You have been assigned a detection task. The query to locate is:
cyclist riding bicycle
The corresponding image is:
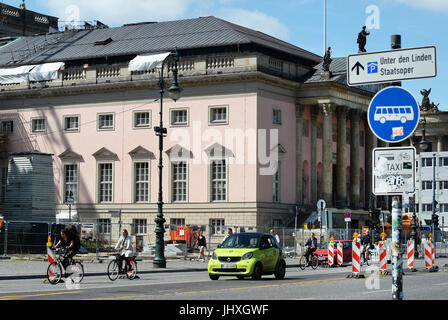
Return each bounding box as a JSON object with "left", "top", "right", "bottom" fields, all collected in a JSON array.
[
  {"left": 114, "top": 229, "right": 133, "bottom": 274},
  {"left": 304, "top": 232, "right": 318, "bottom": 265},
  {"left": 360, "top": 230, "right": 373, "bottom": 262},
  {"left": 54, "top": 227, "right": 81, "bottom": 272}
]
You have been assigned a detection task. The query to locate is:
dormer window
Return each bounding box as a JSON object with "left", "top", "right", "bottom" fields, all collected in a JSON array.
[{"left": 94, "top": 37, "right": 113, "bottom": 46}]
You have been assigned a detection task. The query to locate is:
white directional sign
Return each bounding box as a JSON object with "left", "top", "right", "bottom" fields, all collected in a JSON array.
[
  {"left": 372, "top": 147, "right": 416, "bottom": 195},
  {"left": 347, "top": 46, "right": 437, "bottom": 86}
]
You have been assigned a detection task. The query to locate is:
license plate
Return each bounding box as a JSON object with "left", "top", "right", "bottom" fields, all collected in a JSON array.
[{"left": 221, "top": 264, "right": 237, "bottom": 269}]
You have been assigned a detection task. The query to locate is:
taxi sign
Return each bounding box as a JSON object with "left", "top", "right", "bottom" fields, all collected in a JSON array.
[{"left": 368, "top": 87, "right": 420, "bottom": 144}]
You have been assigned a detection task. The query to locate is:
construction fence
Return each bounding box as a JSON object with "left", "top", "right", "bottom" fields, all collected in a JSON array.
[{"left": 0, "top": 220, "right": 447, "bottom": 259}]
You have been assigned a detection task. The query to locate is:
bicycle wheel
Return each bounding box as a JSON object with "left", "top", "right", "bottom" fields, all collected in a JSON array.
[
  {"left": 126, "top": 260, "right": 137, "bottom": 280},
  {"left": 47, "top": 262, "right": 62, "bottom": 285},
  {"left": 298, "top": 256, "right": 307, "bottom": 270},
  {"left": 71, "top": 262, "right": 84, "bottom": 283},
  {"left": 107, "top": 260, "right": 120, "bottom": 281},
  {"left": 365, "top": 253, "right": 371, "bottom": 266},
  {"left": 311, "top": 255, "right": 319, "bottom": 270}
]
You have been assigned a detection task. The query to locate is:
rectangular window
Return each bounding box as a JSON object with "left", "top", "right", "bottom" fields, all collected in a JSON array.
[
  {"left": 210, "top": 219, "right": 225, "bottom": 235},
  {"left": 273, "top": 109, "right": 282, "bottom": 125},
  {"left": 0, "top": 167, "right": 7, "bottom": 204},
  {"left": 211, "top": 160, "right": 227, "bottom": 202},
  {"left": 64, "top": 116, "right": 79, "bottom": 132},
  {"left": 98, "top": 113, "right": 114, "bottom": 130},
  {"left": 31, "top": 118, "right": 46, "bottom": 133},
  {"left": 423, "top": 204, "right": 433, "bottom": 212},
  {"left": 272, "top": 219, "right": 282, "bottom": 228},
  {"left": 98, "top": 219, "right": 111, "bottom": 234},
  {"left": 170, "top": 218, "right": 185, "bottom": 226},
  {"left": 441, "top": 204, "right": 448, "bottom": 213},
  {"left": 98, "top": 163, "right": 113, "bottom": 203},
  {"left": 171, "top": 109, "right": 188, "bottom": 126},
  {"left": 422, "top": 158, "right": 433, "bottom": 167},
  {"left": 0, "top": 120, "right": 13, "bottom": 134},
  {"left": 440, "top": 181, "right": 448, "bottom": 190},
  {"left": 134, "top": 162, "right": 149, "bottom": 203},
  {"left": 422, "top": 181, "right": 433, "bottom": 190},
  {"left": 134, "top": 111, "right": 151, "bottom": 128},
  {"left": 273, "top": 162, "right": 281, "bottom": 203},
  {"left": 133, "top": 219, "right": 147, "bottom": 235},
  {"left": 209, "top": 106, "right": 228, "bottom": 124},
  {"left": 440, "top": 157, "right": 448, "bottom": 167},
  {"left": 63, "top": 164, "right": 78, "bottom": 203},
  {"left": 172, "top": 161, "right": 187, "bottom": 202}
]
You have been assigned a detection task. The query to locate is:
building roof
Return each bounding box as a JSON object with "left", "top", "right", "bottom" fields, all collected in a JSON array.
[{"left": 0, "top": 16, "right": 321, "bottom": 67}]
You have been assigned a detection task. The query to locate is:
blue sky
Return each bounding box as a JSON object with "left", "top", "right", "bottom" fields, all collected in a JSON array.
[{"left": 3, "top": 0, "right": 447, "bottom": 109}]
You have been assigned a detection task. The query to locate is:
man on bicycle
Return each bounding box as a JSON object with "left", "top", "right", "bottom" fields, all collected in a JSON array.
[
  {"left": 304, "top": 232, "right": 318, "bottom": 264},
  {"left": 361, "top": 230, "right": 372, "bottom": 263},
  {"left": 54, "top": 227, "right": 81, "bottom": 272},
  {"left": 114, "top": 229, "right": 133, "bottom": 274}
]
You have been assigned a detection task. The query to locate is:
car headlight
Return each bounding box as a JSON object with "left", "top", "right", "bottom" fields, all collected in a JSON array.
[
  {"left": 242, "top": 252, "right": 253, "bottom": 260},
  {"left": 212, "top": 252, "right": 217, "bottom": 260}
]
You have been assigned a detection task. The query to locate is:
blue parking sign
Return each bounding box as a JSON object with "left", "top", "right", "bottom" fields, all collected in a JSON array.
[{"left": 367, "top": 86, "right": 420, "bottom": 143}]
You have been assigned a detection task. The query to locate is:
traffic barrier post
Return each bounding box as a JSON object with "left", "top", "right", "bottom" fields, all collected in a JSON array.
[
  {"left": 347, "top": 232, "right": 364, "bottom": 278},
  {"left": 337, "top": 242, "right": 343, "bottom": 266},
  {"left": 407, "top": 240, "right": 417, "bottom": 272},
  {"left": 328, "top": 237, "right": 334, "bottom": 267}
]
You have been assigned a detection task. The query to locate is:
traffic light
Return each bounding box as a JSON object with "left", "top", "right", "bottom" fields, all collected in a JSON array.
[{"left": 432, "top": 214, "right": 439, "bottom": 227}]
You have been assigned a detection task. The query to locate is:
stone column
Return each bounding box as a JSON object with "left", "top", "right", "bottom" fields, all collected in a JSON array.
[
  {"left": 350, "top": 109, "right": 361, "bottom": 209},
  {"left": 310, "top": 107, "right": 319, "bottom": 204},
  {"left": 321, "top": 103, "right": 335, "bottom": 207},
  {"left": 365, "top": 115, "right": 375, "bottom": 205},
  {"left": 336, "top": 106, "right": 347, "bottom": 208},
  {"left": 296, "top": 104, "right": 305, "bottom": 204},
  {"left": 437, "top": 136, "right": 443, "bottom": 152}
]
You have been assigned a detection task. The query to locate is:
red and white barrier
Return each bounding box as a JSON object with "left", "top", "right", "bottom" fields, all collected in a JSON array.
[
  {"left": 337, "top": 242, "right": 343, "bottom": 266},
  {"left": 352, "top": 241, "right": 361, "bottom": 275},
  {"left": 328, "top": 242, "right": 334, "bottom": 266},
  {"left": 379, "top": 242, "right": 387, "bottom": 272},
  {"left": 47, "top": 247, "right": 56, "bottom": 263},
  {"left": 425, "top": 241, "right": 433, "bottom": 269},
  {"left": 432, "top": 243, "right": 435, "bottom": 266},
  {"left": 407, "top": 240, "right": 415, "bottom": 270}
]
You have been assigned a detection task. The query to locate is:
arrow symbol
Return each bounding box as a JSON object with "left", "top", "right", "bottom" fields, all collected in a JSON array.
[{"left": 351, "top": 61, "right": 365, "bottom": 75}]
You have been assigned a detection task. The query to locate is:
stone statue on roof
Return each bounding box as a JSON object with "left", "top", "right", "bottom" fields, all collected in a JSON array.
[
  {"left": 357, "top": 26, "right": 370, "bottom": 53},
  {"left": 19, "top": 0, "right": 26, "bottom": 10},
  {"left": 322, "top": 47, "right": 332, "bottom": 72},
  {"left": 420, "top": 89, "right": 440, "bottom": 114}
]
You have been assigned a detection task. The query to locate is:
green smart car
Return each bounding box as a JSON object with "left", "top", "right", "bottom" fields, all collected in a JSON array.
[{"left": 208, "top": 232, "right": 286, "bottom": 280}]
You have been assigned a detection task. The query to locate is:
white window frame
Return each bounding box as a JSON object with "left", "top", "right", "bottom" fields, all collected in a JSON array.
[
  {"left": 133, "top": 110, "right": 152, "bottom": 129},
  {"left": 62, "top": 162, "right": 79, "bottom": 204},
  {"left": 97, "top": 112, "right": 115, "bottom": 131},
  {"left": 208, "top": 105, "right": 229, "bottom": 125},
  {"left": 31, "top": 117, "right": 47, "bottom": 133},
  {"left": 0, "top": 120, "right": 13, "bottom": 134},
  {"left": 97, "top": 161, "right": 114, "bottom": 204},
  {"left": 171, "top": 161, "right": 188, "bottom": 203},
  {"left": 273, "top": 108, "right": 282, "bottom": 125},
  {"left": 170, "top": 108, "right": 189, "bottom": 127},
  {"left": 170, "top": 218, "right": 186, "bottom": 226},
  {"left": 98, "top": 219, "right": 112, "bottom": 234},
  {"left": 422, "top": 181, "right": 433, "bottom": 190},
  {"left": 133, "top": 161, "right": 150, "bottom": 203},
  {"left": 210, "top": 218, "right": 225, "bottom": 235},
  {"left": 133, "top": 219, "right": 147, "bottom": 235},
  {"left": 209, "top": 159, "right": 228, "bottom": 202},
  {"left": 63, "top": 115, "right": 80, "bottom": 132},
  {"left": 440, "top": 181, "right": 448, "bottom": 191},
  {"left": 440, "top": 157, "right": 448, "bottom": 167}
]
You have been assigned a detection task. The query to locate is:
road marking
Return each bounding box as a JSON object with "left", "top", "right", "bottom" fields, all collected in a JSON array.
[
  {"left": 362, "top": 289, "right": 390, "bottom": 295},
  {"left": 84, "top": 277, "right": 348, "bottom": 300},
  {"left": 433, "top": 282, "right": 448, "bottom": 286},
  {"left": 0, "top": 291, "right": 81, "bottom": 300}
]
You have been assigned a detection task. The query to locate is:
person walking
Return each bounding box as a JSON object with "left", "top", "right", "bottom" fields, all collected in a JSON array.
[
  {"left": 196, "top": 230, "right": 207, "bottom": 262},
  {"left": 222, "top": 228, "right": 233, "bottom": 243},
  {"left": 270, "top": 229, "right": 280, "bottom": 246}
]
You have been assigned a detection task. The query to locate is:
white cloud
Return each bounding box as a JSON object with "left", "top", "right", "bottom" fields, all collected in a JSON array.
[
  {"left": 217, "top": 8, "right": 290, "bottom": 41},
  {"left": 395, "top": 0, "right": 448, "bottom": 13}
]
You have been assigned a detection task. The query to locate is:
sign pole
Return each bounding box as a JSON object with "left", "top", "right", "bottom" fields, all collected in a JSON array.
[{"left": 391, "top": 196, "right": 403, "bottom": 300}]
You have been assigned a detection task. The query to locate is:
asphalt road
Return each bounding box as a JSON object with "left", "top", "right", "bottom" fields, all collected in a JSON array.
[{"left": 1, "top": 265, "right": 448, "bottom": 300}]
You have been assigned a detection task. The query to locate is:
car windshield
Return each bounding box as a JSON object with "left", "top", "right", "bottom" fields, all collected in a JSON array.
[{"left": 220, "top": 233, "right": 260, "bottom": 249}]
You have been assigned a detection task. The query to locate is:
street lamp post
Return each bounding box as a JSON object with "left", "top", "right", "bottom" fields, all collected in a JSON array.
[
  {"left": 409, "top": 196, "right": 419, "bottom": 258},
  {"left": 153, "top": 50, "right": 182, "bottom": 269}
]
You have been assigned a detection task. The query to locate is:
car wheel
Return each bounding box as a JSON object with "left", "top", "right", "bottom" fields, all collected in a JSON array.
[
  {"left": 274, "top": 260, "right": 286, "bottom": 280},
  {"left": 209, "top": 275, "right": 220, "bottom": 281},
  {"left": 251, "top": 262, "right": 262, "bottom": 280}
]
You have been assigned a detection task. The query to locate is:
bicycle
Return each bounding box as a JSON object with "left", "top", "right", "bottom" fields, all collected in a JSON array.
[
  {"left": 298, "top": 250, "right": 319, "bottom": 270},
  {"left": 47, "top": 248, "right": 84, "bottom": 285},
  {"left": 107, "top": 254, "right": 138, "bottom": 281},
  {"left": 360, "top": 245, "right": 371, "bottom": 266}
]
